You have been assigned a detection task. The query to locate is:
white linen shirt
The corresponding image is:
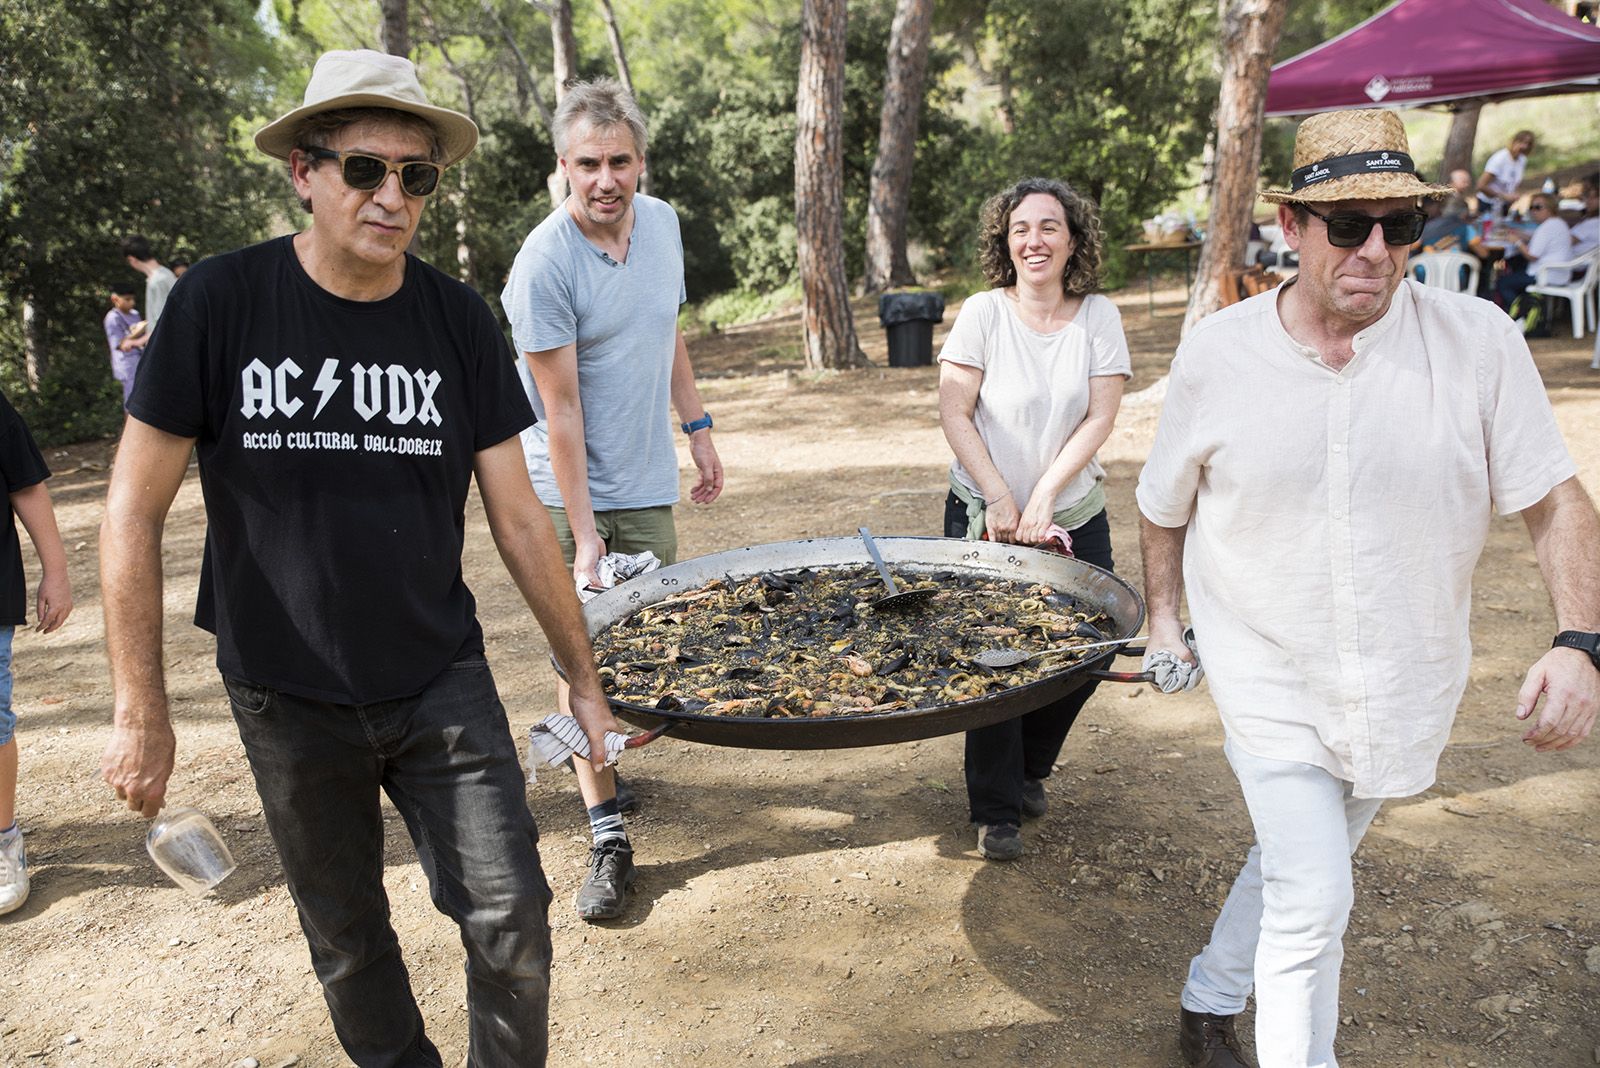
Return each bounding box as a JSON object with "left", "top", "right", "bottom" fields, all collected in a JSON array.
[{"left": 1136, "top": 280, "right": 1574, "bottom": 798}]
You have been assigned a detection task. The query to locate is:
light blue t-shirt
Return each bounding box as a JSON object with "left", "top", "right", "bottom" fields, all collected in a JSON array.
[{"left": 500, "top": 193, "right": 687, "bottom": 510}]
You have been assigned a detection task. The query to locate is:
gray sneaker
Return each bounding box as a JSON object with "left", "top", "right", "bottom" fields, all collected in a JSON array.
[
  {"left": 576, "top": 839, "right": 636, "bottom": 922},
  {"left": 976, "top": 823, "right": 1023, "bottom": 861},
  {"left": 0, "top": 828, "right": 28, "bottom": 916}
]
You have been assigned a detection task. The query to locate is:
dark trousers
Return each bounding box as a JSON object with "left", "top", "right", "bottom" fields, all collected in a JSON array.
[
  {"left": 943, "top": 495, "right": 1115, "bottom": 825},
  {"left": 225, "top": 657, "right": 553, "bottom": 1067}
]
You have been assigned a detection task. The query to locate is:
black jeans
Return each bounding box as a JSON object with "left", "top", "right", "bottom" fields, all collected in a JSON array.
[
  {"left": 226, "top": 657, "right": 553, "bottom": 1067},
  {"left": 943, "top": 495, "right": 1115, "bottom": 825}
]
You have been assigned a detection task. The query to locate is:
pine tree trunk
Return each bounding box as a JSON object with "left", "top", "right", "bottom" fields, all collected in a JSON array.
[
  {"left": 380, "top": 0, "right": 409, "bottom": 58},
  {"left": 795, "top": 0, "right": 867, "bottom": 370},
  {"left": 548, "top": 0, "right": 579, "bottom": 206},
  {"left": 1441, "top": 102, "right": 1481, "bottom": 181},
  {"left": 22, "top": 300, "right": 46, "bottom": 391},
  {"left": 551, "top": 0, "right": 578, "bottom": 101},
  {"left": 596, "top": 0, "right": 648, "bottom": 194},
  {"left": 863, "top": 0, "right": 932, "bottom": 293},
  {"left": 1181, "top": 0, "right": 1289, "bottom": 337}
]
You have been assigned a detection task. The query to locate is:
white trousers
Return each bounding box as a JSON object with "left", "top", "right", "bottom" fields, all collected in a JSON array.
[{"left": 1180, "top": 740, "right": 1385, "bottom": 1068}]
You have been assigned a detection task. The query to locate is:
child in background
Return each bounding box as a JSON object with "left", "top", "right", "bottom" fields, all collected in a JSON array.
[{"left": 0, "top": 389, "right": 73, "bottom": 915}]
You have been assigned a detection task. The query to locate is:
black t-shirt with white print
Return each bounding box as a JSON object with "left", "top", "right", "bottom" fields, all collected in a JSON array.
[{"left": 128, "top": 235, "right": 534, "bottom": 704}]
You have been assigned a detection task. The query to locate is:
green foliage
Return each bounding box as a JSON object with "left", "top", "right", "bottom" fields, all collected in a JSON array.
[
  {"left": 0, "top": 0, "right": 280, "bottom": 441},
  {"left": 684, "top": 280, "right": 802, "bottom": 332},
  {"left": 931, "top": 0, "right": 1216, "bottom": 287},
  {"left": 0, "top": 0, "right": 1264, "bottom": 438}
]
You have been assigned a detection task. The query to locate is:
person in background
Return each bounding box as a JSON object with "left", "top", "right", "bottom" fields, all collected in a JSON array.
[
  {"left": 937, "top": 176, "right": 1130, "bottom": 862},
  {"left": 0, "top": 389, "right": 73, "bottom": 916},
  {"left": 102, "top": 282, "right": 146, "bottom": 406},
  {"left": 1569, "top": 176, "right": 1598, "bottom": 260},
  {"left": 1496, "top": 192, "right": 1572, "bottom": 310},
  {"left": 500, "top": 77, "right": 723, "bottom": 923},
  {"left": 120, "top": 235, "right": 178, "bottom": 329},
  {"left": 169, "top": 259, "right": 190, "bottom": 278},
  {"left": 1476, "top": 130, "right": 1534, "bottom": 219},
  {"left": 1441, "top": 167, "right": 1478, "bottom": 220}
]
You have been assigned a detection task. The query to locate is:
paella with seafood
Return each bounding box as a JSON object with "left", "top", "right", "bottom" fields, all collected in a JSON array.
[{"left": 591, "top": 565, "right": 1116, "bottom": 719}]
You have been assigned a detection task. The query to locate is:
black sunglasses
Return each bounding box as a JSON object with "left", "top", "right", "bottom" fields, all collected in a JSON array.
[
  {"left": 304, "top": 147, "right": 443, "bottom": 198},
  {"left": 1300, "top": 204, "right": 1426, "bottom": 248}
]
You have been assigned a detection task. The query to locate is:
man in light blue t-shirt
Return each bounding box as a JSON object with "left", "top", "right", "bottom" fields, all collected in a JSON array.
[{"left": 501, "top": 77, "right": 723, "bottom": 924}]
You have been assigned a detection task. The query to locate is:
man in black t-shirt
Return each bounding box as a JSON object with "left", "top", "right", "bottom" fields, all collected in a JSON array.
[{"left": 98, "top": 50, "right": 617, "bottom": 1067}]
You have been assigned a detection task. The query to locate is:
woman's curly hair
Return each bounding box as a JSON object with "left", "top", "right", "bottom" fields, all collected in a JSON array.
[{"left": 977, "top": 177, "right": 1104, "bottom": 297}]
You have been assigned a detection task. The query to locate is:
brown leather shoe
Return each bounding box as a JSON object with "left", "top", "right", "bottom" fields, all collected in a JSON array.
[{"left": 1179, "top": 1008, "right": 1253, "bottom": 1067}]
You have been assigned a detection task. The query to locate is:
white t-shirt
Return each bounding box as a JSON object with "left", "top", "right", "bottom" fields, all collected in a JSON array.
[
  {"left": 1137, "top": 280, "right": 1573, "bottom": 799},
  {"left": 1569, "top": 216, "right": 1598, "bottom": 259},
  {"left": 1526, "top": 216, "right": 1573, "bottom": 285},
  {"left": 145, "top": 265, "right": 178, "bottom": 327},
  {"left": 938, "top": 288, "right": 1131, "bottom": 516},
  {"left": 1480, "top": 148, "right": 1526, "bottom": 213}
]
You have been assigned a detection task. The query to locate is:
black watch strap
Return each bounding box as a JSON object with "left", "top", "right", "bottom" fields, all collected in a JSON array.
[{"left": 1551, "top": 631, "right": 1600, "bottom": 671}]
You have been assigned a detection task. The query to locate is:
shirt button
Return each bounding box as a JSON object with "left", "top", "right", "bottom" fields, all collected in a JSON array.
[
  {"left": 1332, "top": 510, "right": 1344, "bottom": 519},
  {"left": 1332, "top": 444, "right": 1344, "bottom": 454}
]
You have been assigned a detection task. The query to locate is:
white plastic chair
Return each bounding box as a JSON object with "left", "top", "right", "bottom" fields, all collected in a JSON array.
[
  {"left": 1407, "top": 251, "right": 1480, "bottom": 295},
  {"left": 1526, "top": 250, "right": 1600, "bottom": 340}
]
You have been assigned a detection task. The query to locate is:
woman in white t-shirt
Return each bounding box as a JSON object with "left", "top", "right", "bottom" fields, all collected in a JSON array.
[{"left": 937, "top": 177, "right": 1131, "bottom": 861}]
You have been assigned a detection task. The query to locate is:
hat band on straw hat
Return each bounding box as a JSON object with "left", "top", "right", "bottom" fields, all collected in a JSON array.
[{"left": 1292, "top": 151, "right": 1417, "bottom": 192}]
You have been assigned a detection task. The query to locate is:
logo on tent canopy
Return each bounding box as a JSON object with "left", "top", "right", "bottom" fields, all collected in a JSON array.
[{"left": 1365, "top": 74, "right": 1434, "bottom": 102}]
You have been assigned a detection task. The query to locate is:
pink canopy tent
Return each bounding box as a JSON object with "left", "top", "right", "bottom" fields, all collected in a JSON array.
[{"left": 1265, "top": 0, "right": 1600, "bottom": 116}]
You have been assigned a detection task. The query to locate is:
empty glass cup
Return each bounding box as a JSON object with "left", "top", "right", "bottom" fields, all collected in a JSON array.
[{"left": 145, "top": 808, "right": 236, "bottom": 896}]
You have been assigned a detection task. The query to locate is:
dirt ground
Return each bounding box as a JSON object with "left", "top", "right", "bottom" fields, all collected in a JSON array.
[{"left": 3, "top": 284, "right": 1598, "bottom": 1068}]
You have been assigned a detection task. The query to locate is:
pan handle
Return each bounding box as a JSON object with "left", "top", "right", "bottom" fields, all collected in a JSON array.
[
  {"left": 1087, "top": 644, "right": 1152, "bottom": 684},
  {"left": 1088, "top": 669, "right": 1155, "bottom": 684},
  {"left": 623, "top": 721, "right": 678, "bottom": 748}
]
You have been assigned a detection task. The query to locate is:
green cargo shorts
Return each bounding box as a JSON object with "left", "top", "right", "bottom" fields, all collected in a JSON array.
[{"left": 545, "top": 504, "right": 678, "bottom": 567}]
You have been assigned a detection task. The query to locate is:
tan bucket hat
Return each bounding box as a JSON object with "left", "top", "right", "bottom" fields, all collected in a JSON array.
[
  {"left": 255, "top": 50, "right": 478, "bottom": 167},
  {"left": 1261, "top": 109, "right": 1449, "bottom": 204}
]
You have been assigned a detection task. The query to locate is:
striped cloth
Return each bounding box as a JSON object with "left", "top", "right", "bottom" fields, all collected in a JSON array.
[{"left": 527, "top": 713, "right": 631, "bottom": 783}]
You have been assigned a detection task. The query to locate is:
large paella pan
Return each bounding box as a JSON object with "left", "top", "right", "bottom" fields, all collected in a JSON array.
[{"left": 579, "top": 535, "right": 1148, "bottom": 749}]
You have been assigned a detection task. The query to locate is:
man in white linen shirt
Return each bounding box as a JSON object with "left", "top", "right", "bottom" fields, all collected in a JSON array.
[{"left": 1137, "top": 110, "right": 1600, "bottom": 1068}]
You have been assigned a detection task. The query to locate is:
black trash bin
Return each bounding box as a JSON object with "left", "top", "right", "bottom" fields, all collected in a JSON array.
[{"left": 878, "top": 290, "right": 946, "bottom": 368}]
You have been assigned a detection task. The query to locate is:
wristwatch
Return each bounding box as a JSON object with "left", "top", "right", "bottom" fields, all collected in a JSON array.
[
  {"left": 680, "top": 412, "right": 713, "bottom": 435},
  {"left": 1551, "top": 631, "right": 1600, "bottom": 671}
]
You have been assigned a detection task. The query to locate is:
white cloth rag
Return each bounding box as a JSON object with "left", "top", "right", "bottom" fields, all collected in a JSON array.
[
  {"left": 527, "top": 713, "right": 630, "bottom": 783},
  {"left": 1143, "top": 627, "right": 1204, "bottom": 694},
  {"left": 576, "top": 551, "right": 662, "bottom": 604}
]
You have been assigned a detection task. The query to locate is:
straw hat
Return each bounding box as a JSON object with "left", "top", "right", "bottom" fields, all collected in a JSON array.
[
  {"left": 1261, "top": 109, "right": 1449, "bottom": 204},
  {"left": 255, "top": 50, "right": 478, "bottom": 167}
]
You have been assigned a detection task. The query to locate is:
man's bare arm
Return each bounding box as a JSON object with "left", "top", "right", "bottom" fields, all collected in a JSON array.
[
  {"left": 10, "top": 482, "right": 72, "bottom": 633},
  {"left": 1517, "top": 476, "right": 1600, "bottom": 751},
  {"left": 524, "top": 342, "right": 604, "bottom": 586},
  {"left": 1139, "top": 514, "right": 1194, "bottom": 664},
  {"left": 475, "top": 436, "right": 618, "bottom": 767},
  {"left": 99, "top": 417, "right": 194, "bottom": 816},
  {"left": 668, "top": 328, "right": 723, "bottom": 504}
]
